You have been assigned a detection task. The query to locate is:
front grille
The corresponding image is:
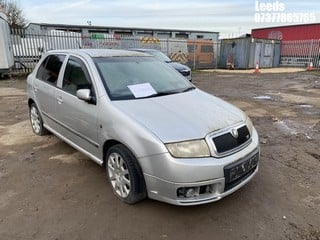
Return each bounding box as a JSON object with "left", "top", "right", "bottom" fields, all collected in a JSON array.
[{"left": 212, "top": 125, "right": 250, "bottom": 154}]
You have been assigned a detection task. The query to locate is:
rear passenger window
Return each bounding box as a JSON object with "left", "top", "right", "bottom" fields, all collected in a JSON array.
[
  {"left": 36, "top": 55, "right": 65, "bottom": 85},
  {"left": 62, "top": 58, "right": 92, "bottom": 96}
]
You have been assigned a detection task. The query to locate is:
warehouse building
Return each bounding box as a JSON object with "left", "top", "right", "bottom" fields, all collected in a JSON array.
[
  {"left": 251, "top": 23, "right": 320, "bottom": 41},
  {"left": 26, "top": 23, "right": 219, "bottom": 41}
]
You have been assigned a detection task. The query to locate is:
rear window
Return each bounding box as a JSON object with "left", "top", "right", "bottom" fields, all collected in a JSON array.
[{"left": 36, "top": 54, "right": 65, "bottom": 85}]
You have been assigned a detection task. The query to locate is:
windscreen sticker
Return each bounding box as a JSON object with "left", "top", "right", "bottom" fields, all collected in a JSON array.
[{"left": 128, "top": 83, "right": 157, "bottom": 98}]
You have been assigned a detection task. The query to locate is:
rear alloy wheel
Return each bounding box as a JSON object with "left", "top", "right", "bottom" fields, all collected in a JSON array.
[
  {"left": 106, "top": 144, "right": 146, "bottom": 204},
  {"left": 29, "top": 103, "right": 48, "bottom": 136}
]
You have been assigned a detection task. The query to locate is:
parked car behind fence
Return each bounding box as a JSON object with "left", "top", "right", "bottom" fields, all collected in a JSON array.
[{"left": 130, "top": 48, "right": 192, "bottom": 81}]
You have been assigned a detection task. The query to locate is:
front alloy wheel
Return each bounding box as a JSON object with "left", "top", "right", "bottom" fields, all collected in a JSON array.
[
  {"left": 106, "top": 144, "right": 146, "bottom": 204},
  {"left": 108, "top": 152, "right": 131, "bottom": 198}
]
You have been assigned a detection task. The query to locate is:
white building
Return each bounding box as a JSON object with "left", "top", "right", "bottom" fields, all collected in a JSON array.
[{"left": 26, "top": 23, "right": 219, "bottom": 41}]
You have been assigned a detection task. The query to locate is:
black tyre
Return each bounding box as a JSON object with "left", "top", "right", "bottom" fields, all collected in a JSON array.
[
  {"left": 106, "top": 144, "right": 146, "bottom": 204},
  {"left": 29, "top": 103, "right": 48, "bottom": 136}
]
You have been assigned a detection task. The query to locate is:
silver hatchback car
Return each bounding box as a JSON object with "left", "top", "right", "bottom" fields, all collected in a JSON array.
[{"left": 27, "top": 49, "right": 259, "bottom": 206}]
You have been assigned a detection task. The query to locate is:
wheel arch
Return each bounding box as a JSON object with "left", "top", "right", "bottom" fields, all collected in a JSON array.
[
  {"left": 28, "top": 98, "right": 35, "bottom": 107},
  {"left": 102, "top": 139, "right": 144, "bottom": 173},
  {"left": 102, "top": 139, "right": 123, "bottom": 166}
]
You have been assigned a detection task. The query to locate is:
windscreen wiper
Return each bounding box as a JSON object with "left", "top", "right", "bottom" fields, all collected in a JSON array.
[
  {"left": 137, "top": 90, "right": 181, "bottom": 99},
  {"left": 136, "top": 87, "right": 196, "bottom": 99},
  {"left": 180, "top": 86, "right": 196, "bottom": 92}
]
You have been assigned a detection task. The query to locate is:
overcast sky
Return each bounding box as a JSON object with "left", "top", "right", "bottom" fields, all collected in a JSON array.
[{"left": 19, "top": 0, "right": 320, "bottom": 38}]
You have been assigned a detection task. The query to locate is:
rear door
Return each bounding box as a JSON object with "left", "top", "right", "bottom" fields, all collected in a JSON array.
[
  {"left": 33, "top": 54, "right": 66, "bottom": 128},
  {"left": 55, "top": 55, "right": 100, "bottom": 157}
]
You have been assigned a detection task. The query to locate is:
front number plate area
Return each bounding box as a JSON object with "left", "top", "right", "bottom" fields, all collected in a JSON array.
[{"left": 224, "top": 152, "right": 259, "bottom": 184}]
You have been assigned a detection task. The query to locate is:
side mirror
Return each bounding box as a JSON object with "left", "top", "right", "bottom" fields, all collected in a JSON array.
[{"left": 76, "top": 89, "right": 91, "bottom": 102}]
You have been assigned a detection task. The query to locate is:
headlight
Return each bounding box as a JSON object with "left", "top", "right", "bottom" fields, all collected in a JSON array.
[
  {"left": 246, "top": 116, "right": 254, "bottom": 136},
  {"left": 166, "top": 139, "right": 210, "bottom": 158}
]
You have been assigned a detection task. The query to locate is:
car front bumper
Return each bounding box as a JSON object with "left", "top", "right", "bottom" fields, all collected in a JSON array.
[{"left": 139, "top": 128, "right": 259, "bottom": 206}]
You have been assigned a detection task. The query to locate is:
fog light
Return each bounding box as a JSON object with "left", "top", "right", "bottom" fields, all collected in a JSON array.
[
  {"left": 186, "top": 188, "right": 199, "bottom": 198},
  {"left": 177, "top": 187, "right": 200, "bottom": 198}
]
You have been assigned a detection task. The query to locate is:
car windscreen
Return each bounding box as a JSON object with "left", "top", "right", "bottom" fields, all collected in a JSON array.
[{"left": 94, "top": 56, "right": 193, "bottom": 100}]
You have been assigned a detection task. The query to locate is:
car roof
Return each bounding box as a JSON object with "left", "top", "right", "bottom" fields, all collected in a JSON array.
[{"left": 47, "top": 49, "right": 151, "bottom": 58}]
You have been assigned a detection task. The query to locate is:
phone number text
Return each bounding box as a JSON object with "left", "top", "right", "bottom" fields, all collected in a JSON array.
[{"left": 254, "top": 12, "right": 316, "bottom": 23}]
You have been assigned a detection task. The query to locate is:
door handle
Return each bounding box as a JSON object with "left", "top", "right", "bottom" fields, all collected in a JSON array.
[
  {"left": 34, "top": 86, "right": 38, "bottom": 92},
  {"left": 56, "top": 96, "right": 63, "bottom": 104}
]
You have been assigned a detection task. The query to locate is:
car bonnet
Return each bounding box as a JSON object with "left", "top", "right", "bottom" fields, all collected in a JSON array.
[{"left": 112, "top": 89, "right": 246, "bottom": 143}]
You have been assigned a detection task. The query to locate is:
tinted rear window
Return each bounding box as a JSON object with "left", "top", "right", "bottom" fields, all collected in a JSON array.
[{"left": 36, "top": 54, "right": 65, "bottom": 85}]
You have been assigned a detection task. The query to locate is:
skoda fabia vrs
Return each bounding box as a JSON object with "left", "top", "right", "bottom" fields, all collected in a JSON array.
[{"left": 27, "top": 49, "right": 259, "bottom": 206}]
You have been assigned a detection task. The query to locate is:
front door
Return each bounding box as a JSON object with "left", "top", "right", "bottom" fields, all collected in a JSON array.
[{"left": 55, "top": 56, "right": 100, "bottom": 157}]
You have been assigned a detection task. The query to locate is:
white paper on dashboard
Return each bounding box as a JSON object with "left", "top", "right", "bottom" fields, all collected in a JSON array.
[{"left": 128, "top": 83, "right": 157, "bottom": 98}]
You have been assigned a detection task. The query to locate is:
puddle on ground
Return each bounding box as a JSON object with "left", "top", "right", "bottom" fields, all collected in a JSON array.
[
  {"left": 274, "top": 93, "right": 320, "bottom": 107},
  {"left": 296, "top": 104, "right": 320, "bottom": 116},
  {"left": 253, "top": 95, "right": 272, "bottom": 100},
  {"left": 298, "top": 104, "right": 314, "bottom": 108},
  {"left": 274, "top": 119, "right": 317, "bottom": 139}
]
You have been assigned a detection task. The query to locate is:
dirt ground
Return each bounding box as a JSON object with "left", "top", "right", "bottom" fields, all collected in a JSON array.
[{"left": 0, "top": 71, "right": 319, "bottom": 240}]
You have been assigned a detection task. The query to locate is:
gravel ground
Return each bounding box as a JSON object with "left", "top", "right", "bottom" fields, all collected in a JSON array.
[{"left": 0, "top": 71, "right": 319, "bottom": 240}]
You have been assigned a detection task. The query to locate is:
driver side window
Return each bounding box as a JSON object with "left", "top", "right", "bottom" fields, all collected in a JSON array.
[{"left": 62, "top": 58, "right": 92, "bottom": 96}]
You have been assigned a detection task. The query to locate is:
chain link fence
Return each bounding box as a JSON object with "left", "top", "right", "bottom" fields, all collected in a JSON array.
[
  {"left": 11, "top": 27, "right": 320, "bottom": 74},
  {"left": 9, "top": 28, "right": 220, "bottom": 74}
]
